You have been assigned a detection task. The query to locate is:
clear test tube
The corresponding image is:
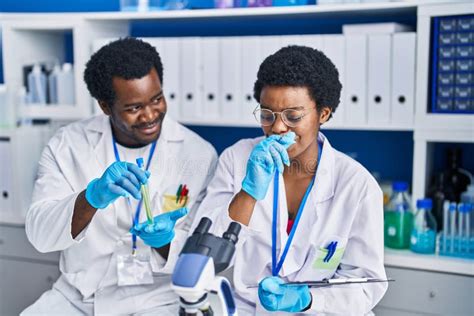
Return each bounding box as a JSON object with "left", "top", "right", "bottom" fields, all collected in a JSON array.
[
  {"left": 467, "top": 204, "right": 472, "bottom": 255},
  {"left": 449, "top": 202, "right": 457, "bottom": 254},
  {"left": 458, "top": 203, "right": 464, "bottom": 253},
  {"left": 442, "top": 201, "right": 450, "bottom": 253}
]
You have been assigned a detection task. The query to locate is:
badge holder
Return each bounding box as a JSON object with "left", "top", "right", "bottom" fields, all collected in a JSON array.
[{"left": 117, "top": 246, "right": 154, "bottom": 286}]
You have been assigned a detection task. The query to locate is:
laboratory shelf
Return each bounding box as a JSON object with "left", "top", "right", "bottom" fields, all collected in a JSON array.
[
  {"left": 180, "top": 118, "right": 259, "bottom": 128},
  {"left": 19, "top": 105, "right": 86, "bottom": 121},
  {"left": 82, "top": 2, "right": 417, "bottom": 21},
  {"left": 181, "top": 118, "right": 415, "bottom": 131},
  {"left": 414, "top": 128, "right": 474, "bottom": 144},
  {"left": 384, "top": 248, "right": 474, "bottom": 276}
]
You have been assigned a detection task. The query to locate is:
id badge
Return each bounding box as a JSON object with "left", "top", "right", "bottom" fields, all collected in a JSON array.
[{"left": 117, "top": 248, "right": 154, "bottom": 286}]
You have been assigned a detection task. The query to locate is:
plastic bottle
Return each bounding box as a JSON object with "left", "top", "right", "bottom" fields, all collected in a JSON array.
[
  {"left": 57, "top": 63, "right": 75, "bottom": 105},
  {"left": 410, "top": 198, "right": 437, "bottom": 254},
  {"left": 48, "top": 64, "right": 60, "bottom": 105},
  {"left": 461, "top": 185, "right": 474, "bottom": 204},
  {"left": 27, "top": 64, "right": 47, "bottom": 104},
  {"left": 384, "top": 181, "right": 413, "bottom": 249},
  {"left": 461, "top": 185, "right": 474, "bottom": 239}
]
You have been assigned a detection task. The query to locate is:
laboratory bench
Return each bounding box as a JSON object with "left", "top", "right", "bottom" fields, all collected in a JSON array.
[
  {"left": 0, "top": 223, "right": 60, "bottom": 316},
  {"left": 1, "top": 221, "right": 473, "bottom": 315}
]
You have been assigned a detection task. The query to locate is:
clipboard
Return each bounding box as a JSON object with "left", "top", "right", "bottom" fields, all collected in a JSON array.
[{"left": 247, "top": 278, "right": 394, "bottom": 289}]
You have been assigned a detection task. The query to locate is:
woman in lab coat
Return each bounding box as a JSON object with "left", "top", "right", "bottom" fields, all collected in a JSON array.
[{"left": 195, "top": 46, "right": 387, "bottom": 315}]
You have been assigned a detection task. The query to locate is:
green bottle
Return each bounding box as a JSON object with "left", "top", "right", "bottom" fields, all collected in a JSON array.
[{"left": 384, "top": 181, "right": 413, "bottom": 249}]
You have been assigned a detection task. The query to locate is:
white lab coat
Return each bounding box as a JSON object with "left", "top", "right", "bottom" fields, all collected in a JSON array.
[
  {"left": 24, "top": 114, "right": 217, "bottom": 315},
  {"left": 194, "top": 132, "right": 387, "bottom": 315}
]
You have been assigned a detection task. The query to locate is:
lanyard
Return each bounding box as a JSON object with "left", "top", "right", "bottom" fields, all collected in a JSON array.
[
  {"left": 112, "top": 135, "right": 157, "bottom": 252},
  {"left": 271, "top": 142, "right": 322, "bottom": 276}
]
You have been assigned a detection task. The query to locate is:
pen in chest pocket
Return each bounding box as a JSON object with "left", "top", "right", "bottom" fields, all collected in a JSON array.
[{"left": 175, "top": 184, "right": 189, "bottom": 204}]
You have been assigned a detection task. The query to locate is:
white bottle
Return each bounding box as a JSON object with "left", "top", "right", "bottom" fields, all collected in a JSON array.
[
  {"left": 48, "top": 64, "right": 61, "bottom": 105},
  {"left": 57, "top": 63, "right": 75, "bottom": 105},
  {"left": 461, "top": 185, "right": 474, "bottom": 235},
  {"left": 27, "top": 64, "right": 47, "bottom": 104},
  {"left": 461, "top": 185, "right": 474, "bottom": 204}
]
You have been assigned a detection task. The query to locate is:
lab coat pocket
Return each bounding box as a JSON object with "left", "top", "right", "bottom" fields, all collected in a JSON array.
[
  {"left": 161, "top": 184, "right": 191, "bottom": 213},
  {"left": 312, "top": 236, "right": 347, "bottom": 271}
]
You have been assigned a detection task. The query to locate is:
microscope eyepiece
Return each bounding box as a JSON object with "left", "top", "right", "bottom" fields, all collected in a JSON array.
[
  {"left": 223, "top": 221, "right": 241, "bottom": 244},
  {"left": 194, "top": 217, "right": 212, "bottom": 235}
]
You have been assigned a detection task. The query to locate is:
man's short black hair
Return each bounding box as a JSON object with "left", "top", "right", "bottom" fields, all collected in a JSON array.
[
  {"left": 253, "top": 45, "right": 342, "bottom": 119},
  {"left": 84, "top": 37, "right": 163, "bottom": 106}
]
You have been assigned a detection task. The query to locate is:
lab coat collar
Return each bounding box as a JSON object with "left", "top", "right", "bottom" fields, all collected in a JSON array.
[
  {"left": 312, "top": 131, "right": 335, "bottom": 204},
  {"left": 83, "top": 114, "right": 185, "bottom": 180}
]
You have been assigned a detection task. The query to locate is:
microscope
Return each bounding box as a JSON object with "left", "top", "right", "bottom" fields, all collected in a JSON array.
[{"left": 171, "top": 217, "right": 241, "bottom": 316}]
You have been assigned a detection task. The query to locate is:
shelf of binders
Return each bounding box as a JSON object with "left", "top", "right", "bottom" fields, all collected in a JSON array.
[
  {"left": 90, "top": 31, "right": 418, "bottom": 130},
  {"left": 415, "top": 2, "right": 474, "bottom": 131},
  {"left": 384, "top": 248, "right": 474, "bottom": 276}
]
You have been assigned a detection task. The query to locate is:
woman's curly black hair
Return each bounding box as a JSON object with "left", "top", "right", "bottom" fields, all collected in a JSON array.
[
  {"left": 84, "top": 37, "right": 163, "bottom": 107},
  {"left": 253, "top": 45, "right": 342, "bottom": 119}
]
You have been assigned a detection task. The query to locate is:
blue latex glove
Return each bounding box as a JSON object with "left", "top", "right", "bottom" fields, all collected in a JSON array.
[
  {"left": 258, "top": 276, "right": 312, "bottom": 313},
  {"left": 85, "top": 161, "right": 150, "bottom": 209},
  {"left": 130, "top": 208, "right": 188, "bottom": 248},
  {"left": 242, "top": 132, "right": 296, "bottom": 200}
]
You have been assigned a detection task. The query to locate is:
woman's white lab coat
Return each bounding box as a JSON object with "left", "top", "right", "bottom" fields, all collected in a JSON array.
[
  {"left": 25, "top": 115, "right": 217, "bottom": 314},
  {"left": 194, "top": 132, "right": 387, "bottom": 315}
]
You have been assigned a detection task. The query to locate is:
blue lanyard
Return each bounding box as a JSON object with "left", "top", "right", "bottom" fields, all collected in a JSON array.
[
  {"left": 112, "top": 135, "right": 157, "bottom": 252},
  {"left": 271, "top": 142, "right": 322, "bottom": 276}
]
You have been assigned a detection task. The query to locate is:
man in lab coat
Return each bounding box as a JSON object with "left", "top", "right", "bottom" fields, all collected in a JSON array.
[
  {"left": 22, "top": 38, "right": 217, "bottom": 315},
  {"left": 194, "top": 46, "right": 387, "bottom": 315}
]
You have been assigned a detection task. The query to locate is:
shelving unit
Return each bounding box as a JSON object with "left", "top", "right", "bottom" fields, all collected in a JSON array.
[
  {"left": 415, "top": 2, "right": 474, "bottom": 132},
  {"left": 411, "top": 2, "right": 474, "bottom": 202}
]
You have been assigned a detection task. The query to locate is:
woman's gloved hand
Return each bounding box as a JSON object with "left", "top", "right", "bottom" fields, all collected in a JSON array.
[
  {"left": 241, "top": 132, "right": 296, "bottom": 200},
  {"left": 130, "top": 208, "right": 188, "bottom": 248},
  {"left": 258, "top": 276, "right": 312, "bottom": 313},
  {"left": 85, "top": 161, "right": 150, "bottom": 209}
]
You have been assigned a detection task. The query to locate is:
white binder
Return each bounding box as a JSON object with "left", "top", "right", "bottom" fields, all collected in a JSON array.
[
  {"left": 322, "top": 34, "right": 346, "bottom": 126},
  {"left": 200, "top": 37, "right": 220, "bottom": 120},
  {"left": 391, "top": 32, "right": 416, "bottom": 126},
  {"left": 219, "top": 37, "right": 242, "bottom": 121},
  {"left": 240, "top": 36, "right": 261, "bottom": 123},
  {"left": 180, "top": 37, "right": 202, "bottom": 120},
  {"left": 368, "top": 34, "right": 392, "bottom": 125},
  {"left": 147, "top": 37, "right": 181, "bottom": 119},
  {"left": 344, "top": 35, "right": 368, "bottom": 125},
  {"left": 299, "top": 34, "right": 324, "bottom": 51},
  {"left": 91, "top": 38, "right": 117, "bottom": 53},
  {"left": 279, "top": 34, "right": 303, "bottom": 48},
  {"left": 259, "top": 35, "right": 282, "bottom": 65},
  {"left": 0, "top": 139, "right": 13, "bottom": 215}
]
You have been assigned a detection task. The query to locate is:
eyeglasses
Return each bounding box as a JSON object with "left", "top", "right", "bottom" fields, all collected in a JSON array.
[{"left": 253, "top": 105, "right": 316, "bottom": 127}]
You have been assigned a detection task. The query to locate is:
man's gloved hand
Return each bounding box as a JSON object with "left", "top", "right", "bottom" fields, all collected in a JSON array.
[
  {"left": 258, "top": 276, "right": 312, "bottom": 313},
  {"left": 85, "top": 161, "right": 150, "bottom": 209},
  {"left": 130, "top": 208, "right": 188, "bottom": 248},
  {"left": 241, "top": 132, "right": 296, "bottom": 200}
]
